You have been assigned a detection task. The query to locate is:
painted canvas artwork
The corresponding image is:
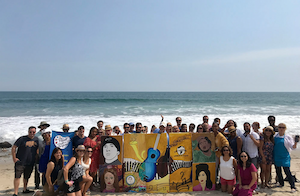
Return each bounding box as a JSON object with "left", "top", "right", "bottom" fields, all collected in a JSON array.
[
  {"left": 169, "top": 133, "right": 193, "bottom": 192},
  {"left": 192, "top": 162, "right": 216, "bottom": 191},
  {"left": 123, "top": 133, "right": 169, "bottom": 193},
  {"left": 99, "top": 165, "right": 123, "bottom": 193},
  {"left": 99, "top": 135, "right": 123, "bottom": 166},
  {"left": 192, "top": 132, "right": 216, "bottom": 163}
]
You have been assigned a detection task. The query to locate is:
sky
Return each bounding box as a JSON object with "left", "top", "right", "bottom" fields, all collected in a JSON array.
[{"left": 0, "top": 1, "right": 300, "bottom": 92}]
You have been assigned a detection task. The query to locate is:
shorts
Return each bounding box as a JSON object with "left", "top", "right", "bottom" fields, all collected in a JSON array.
[
  {"left": 220, "top": 177, "right": 236, "bottom": 186},
  {"left": 251, "top": 157, "right": 259, "bottom": 169},
  {"left": 15, "top": 161, "right": 34, "bottom": 179}
]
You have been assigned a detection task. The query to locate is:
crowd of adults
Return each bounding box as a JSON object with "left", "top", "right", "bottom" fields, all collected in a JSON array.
[{"left": 11, "top": 115, "right": 298, "bottom": 196}]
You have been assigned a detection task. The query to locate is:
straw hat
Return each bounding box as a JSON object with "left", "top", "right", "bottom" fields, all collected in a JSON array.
[
  {"left": 105, "top": 125, "right": 112, "bottom": 131},
  {"left": 263, "top": 126, "right": 275, "bottom": 134},
  {"left": 228, "top": 126, "right": 236, "bottom": 133},
  {"left": 61, "top": 124, "right": 70, "bottom": 130},
  {"left": 38, "top": 121, "right": 50, "bottom": 128},
  {"left": 75, "top": 145, "right": 85, "bottom": 152}
]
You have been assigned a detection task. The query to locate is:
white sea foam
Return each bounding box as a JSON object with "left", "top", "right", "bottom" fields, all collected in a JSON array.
[{"left": 1, "top": 114, "right": 300, "bottom": 144}]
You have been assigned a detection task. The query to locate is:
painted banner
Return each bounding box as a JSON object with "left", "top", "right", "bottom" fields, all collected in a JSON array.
[
  {"left": 50, "top": 131, "right": 74, "bottom": 165},
  {"left": 192, "top": 132, "right": 216, "bottom": 163},
  {"left": 99, "top": 165, "right": 123, "bottom": 193},
  {"left": 169, "top": 133, "right": 193, "bottom": 192},
  {"left": 192, "top": 162, "right": 216, "bottom": 191},
  {"left": 99, "top": 135, "right": 123, "bottom": 192},
  {"left": 123, "top": 133, "right": 169, "bottom": 193},
  {"left": 192, "top": 132, "right": 216, "bottom": 191}
]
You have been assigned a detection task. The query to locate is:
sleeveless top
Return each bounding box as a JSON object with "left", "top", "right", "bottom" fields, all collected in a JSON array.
[
  {"left": 228, "top": 136, "right": 238, "bottom": 159},
  {"left": 274, "top": 136, "right": 290, "bottom": 167},
  {"left": 50, "top": 161, "right": 63, "bottom": 184},
  {"left": 80, "top": 157, "right": 91, "bottom": 176},
  {"left": 69, "top": 160, "right": 84, "bottom": 182},
  {"left": 220, "top": 156, "right": 235, "bottom": 180}
]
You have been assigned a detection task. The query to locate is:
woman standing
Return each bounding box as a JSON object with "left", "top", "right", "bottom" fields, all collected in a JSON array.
[
  {"left": 259, "top": 126, "right": 274, "bottom": 188},
  {"left": 80, "top": 146, "right": 93, "bottom": 196},
  {"left": 233, "top": 151, "right": 257, "bottom": 196},
  {"left": 63, "top": 145, "right": 85, "bottom": 196},
  {"left": 83, "top": 127, "right": 101, "bottom": 178},
  {"left": 273, "top": 123, "right": 298, "bottom": 193},
  {"left": 219, "top": 146, "right": 237, "bottom": 194}
]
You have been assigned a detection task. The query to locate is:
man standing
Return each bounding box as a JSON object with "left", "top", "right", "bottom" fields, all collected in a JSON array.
[
  {"left": 240, "top": 122, "right": 260, "bottom": 168},
  {"left": 203, "top": 115, "right": 212, "bottom": 129},
  {"left": 175, "top": 117, "right": 182, "bottom": 130},
  {"left": 105, "top": 125, "right": 113, "bottom": 136},
  {"left": 268, "top": 115, "right": 278, "bottom": 132},
  {"left": 113, "top": 126, "right": 122, "bottom": 135},
  {"left": 34, "top": 121, "right": 50, "bottom": 189},
  {"left": 123, "top": 123, "right": 130, "bottom": 134},
  {"left": 135, "top": 122, "right": 143, "bottom": 133},
  {"left": 72, "top": 125, "right": 87, "bottom": 149},
  {"left": 62, "top": 124, "right": 70, "bottom": 132},
  {"left": 12, "top": 126, "right": 39, "bottom": 196},
  {"left": 129, "top": 122, "right": 135, "bottom": 133},
  {"left": 97, "top": 120, "right": 104, "bottom": 135}
]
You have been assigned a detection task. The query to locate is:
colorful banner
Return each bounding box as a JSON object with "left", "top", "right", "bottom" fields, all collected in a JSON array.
[
  {"left": 50, "top": 131, "right": 74, "bottom": 165},
  {"left": 192, "top": 132, "right": 216, "bottom": 163},
  {"left": 169, "top": 133, "right": 193, "bottom": 192},
  {"left": 123, "top": 133, "right": 169, "bottom": 193},
  {"left": 99, "top": 165, "right": 123, "bottom": 193},
  {"left": 192, "top": 162, "right": 216, "bottom": 191}
]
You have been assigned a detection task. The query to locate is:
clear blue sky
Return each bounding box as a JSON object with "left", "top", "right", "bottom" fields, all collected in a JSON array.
[{"left": 1, "top": 1, "right": 300, "bottom": 91}]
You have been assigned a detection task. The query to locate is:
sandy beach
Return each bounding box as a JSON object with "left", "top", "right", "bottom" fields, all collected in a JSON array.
[{"left": 1, "top": 149, "right": 300, "bottom": 196}]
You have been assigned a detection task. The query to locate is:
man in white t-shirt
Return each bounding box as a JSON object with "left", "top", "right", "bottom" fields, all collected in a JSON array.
[{"left": 240, "top": 122, "right": 260, "bottom": 168}]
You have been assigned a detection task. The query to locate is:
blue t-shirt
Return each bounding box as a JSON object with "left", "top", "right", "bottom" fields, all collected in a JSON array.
[{"left": 72, "top": 136, "right": 87, "bottom": 149}]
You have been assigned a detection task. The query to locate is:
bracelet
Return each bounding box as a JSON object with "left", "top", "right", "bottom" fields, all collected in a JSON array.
[{"left": 65, "top": 180, "right": 69, "bottom": 183}]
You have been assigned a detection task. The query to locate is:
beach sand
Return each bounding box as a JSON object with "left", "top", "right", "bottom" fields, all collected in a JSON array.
[{"left": 1, "top": 149, "right": 300, "bottom": 196}]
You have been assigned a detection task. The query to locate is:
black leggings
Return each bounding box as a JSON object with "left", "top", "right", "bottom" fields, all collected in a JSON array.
[{"left": 275, "top": 166, "right": 295, "bottom": 189}]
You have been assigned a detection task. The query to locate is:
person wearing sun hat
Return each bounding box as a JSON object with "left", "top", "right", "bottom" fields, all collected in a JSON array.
[
  {"left": 63, "top": 145, "right": 85, "bottom": 194},
  {"left": 62, "top": 124, "right": 70, "bottom": 132},
  {"left": 227, "top": 126, "right": 243, "bottom": 159},
  {"left": 34, "top": 121, "right": 50, "bottom": 190},
  {"left": 105, "top": 125, "right": 113, "bottom": 136}
]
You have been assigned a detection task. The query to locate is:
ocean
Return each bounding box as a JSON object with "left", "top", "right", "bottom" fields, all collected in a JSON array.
[{"left": 0, "top": 92, "right": 300, "bottom": 143}]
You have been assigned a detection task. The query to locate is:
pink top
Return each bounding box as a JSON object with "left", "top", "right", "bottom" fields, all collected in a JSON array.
[
  {"left": 238, "top": 163, "right": 257, "bottom": 189},
  {"left": 193, "top": 183, "right": 215, "bottom": 191}
]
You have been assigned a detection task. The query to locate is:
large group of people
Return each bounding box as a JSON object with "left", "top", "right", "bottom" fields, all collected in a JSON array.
[{"left": 11, "top": 115, "right": 298, "bottom": 196}]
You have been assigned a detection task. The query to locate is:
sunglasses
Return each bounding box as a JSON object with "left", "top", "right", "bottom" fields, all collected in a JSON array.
[
  {"left": 198, "top": 128, "right": 203, "bottom": 129},
  {"left": 223, "top": 149, "right": 229, "bottom": 152},
  {"left": 240, "top": 155, "right": 247, "bottom": 158},
  {"left": 78, "top": 150, "right": 85, "bottom": 152},
  {"left": 167, "top": 125, "right": 172, "bottom": 126},
  {"left": 63, "top": 129, "right": 69, "bottom": 131},
  {"left": 278, "top": 127, "right": 286, "bottom": 129},
  {"left": 88, "top": 151, "right": 93, "bottom": 153},
  {"left": 125, "top": 127, "right": 130, "bottom": 128}
]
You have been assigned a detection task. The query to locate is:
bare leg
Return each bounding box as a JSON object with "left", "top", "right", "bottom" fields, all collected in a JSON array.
[
  {"left": 221, "top": 184, "right": 227, "bottom": 192},
  {"left": 14, "top": 178, "right": 20, "bottom": 195},
  {"left": 227, "top": 185, "right": 234, "bottom": 194},
  {"left": 265, "top": 164, "right": 272, "bottom": 187},
  {"left": 260, "top": 163, "right": 266, "bottom": 188},
  {"left": 82, "top": 176, "right": 93, "bottom": 195},
  {"left": 23, "top": 178, "right": 28, "bottom": 191}
]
